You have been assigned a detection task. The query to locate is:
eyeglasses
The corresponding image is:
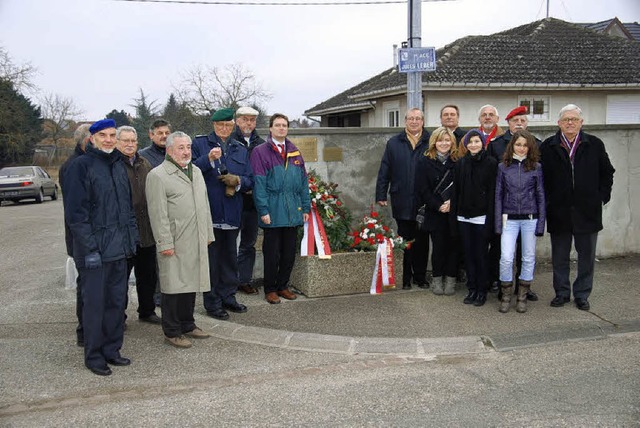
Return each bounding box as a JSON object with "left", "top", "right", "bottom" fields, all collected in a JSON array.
[
  {"left": 214, "top": 122, "right": 235, "bottom": 128},
  {"left": 560, "top": 117, "right": 582, "bottom": 124},
  {"left": 118, "top": 139, "right": 138, "bottom": 145}
]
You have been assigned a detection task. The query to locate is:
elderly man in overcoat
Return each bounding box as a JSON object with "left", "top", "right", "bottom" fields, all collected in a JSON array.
[
  {"left": 146, "top": 131, "right": 214, "bottom": 349},
  {"left": 375, "top": 108, "right": 431, "bottom": 290},
  {"left": 540, "top": 104, "right": 615, "bottom": 311}
]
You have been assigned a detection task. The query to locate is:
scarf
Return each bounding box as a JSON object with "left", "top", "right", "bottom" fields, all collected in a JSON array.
[
  {"left": 561, "top": 132, "right": 581, "bottom": 164},
  {"left": 406, "top": 130, "right": 422, "bottom": 149},
  {"left": 166, "top": 154, "right": 193, "bottom": 181},
  {"left": 436, "top": 152, "right": 449, "bottom": 164},
  {"left": 512, "top": 154, "right": 526, "bottom": 162}
]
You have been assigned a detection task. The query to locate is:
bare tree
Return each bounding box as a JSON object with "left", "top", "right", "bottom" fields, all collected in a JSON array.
[
  {"left": 40, "top": 93, "right": 83, "bottom": 161},
  {"left": 0, "top": 45, "right": 38, "bottom": 93},
  {"left": 174, "top": 63, "right": 271, "bottom": 115}
]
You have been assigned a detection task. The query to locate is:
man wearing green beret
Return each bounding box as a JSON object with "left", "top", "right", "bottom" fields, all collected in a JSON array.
[{"left": 192, "top": 108, "right": 254, "bottom": 320}]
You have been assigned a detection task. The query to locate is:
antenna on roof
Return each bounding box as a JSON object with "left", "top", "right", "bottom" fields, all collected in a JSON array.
[{"left": 546, "top": 0, "right": 550, "bottom": 18}]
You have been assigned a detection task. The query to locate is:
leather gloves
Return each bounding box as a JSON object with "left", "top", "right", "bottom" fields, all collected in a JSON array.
[
  {"left": 218, "top": 174, "right": 240, "bottom": 197},
  {"left": 84, "top": 252, "right": 102, "bottom": 270},
  {"left": 218, "top": 174, "right": 240, "bottom": 187}
]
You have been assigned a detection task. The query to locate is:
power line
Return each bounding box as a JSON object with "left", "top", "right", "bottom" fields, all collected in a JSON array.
[{"left": 113, "top": 0, "right": 453, "bottom": 6}]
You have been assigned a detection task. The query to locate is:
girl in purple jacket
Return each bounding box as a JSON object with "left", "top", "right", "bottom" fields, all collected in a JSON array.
[{"left": 495, "top": 130, "right": 545, "bottom": 313}]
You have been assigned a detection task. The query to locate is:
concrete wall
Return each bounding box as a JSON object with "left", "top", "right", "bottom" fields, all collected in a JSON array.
[{"left": 284, "top": 125, "right": 640, "bottom": 258}]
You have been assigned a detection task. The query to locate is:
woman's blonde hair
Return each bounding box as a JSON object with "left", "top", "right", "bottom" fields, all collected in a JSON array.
[{"left": 425, "top": 126, "right": 459, "bottom": 160}]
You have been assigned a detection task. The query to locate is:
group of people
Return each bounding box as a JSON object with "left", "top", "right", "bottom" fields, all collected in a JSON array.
[
  {"left": 60, "top": 100, "right": 614, "bottom": 376},
  {"left": 376, "top": 103, "right": 615, "bottom": 314},
  {"left": 61, "top": 109, "right": 309, "bottom": 376}
]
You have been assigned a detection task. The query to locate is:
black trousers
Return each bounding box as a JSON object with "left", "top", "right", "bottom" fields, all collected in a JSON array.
[
  {"left": 430, "top": 227, "right": 458, "bottom": 278},
  {"left": 75, "top": 270, "right": 84, "bottom": 343},
  {"left": 262, "top": 227, "right": 298, "bottom": 294},
  {"left": 126, "top": 244, "right": 158, "bottom": 318},
  {"left": 203, "top": 228, "right": 240, "bottom": 312},
  {"left": 397, "top": 219, "right": 429, "bottom": 285},
  {"left": 459, "top": 222, "right": 489, "bottom": 294},
  {"left": 77, "top": 259, "right": 127, "bottom": 369},
  {"left": 238, "top": 208, "right": 259, "bottom": 284},
  {"left": 161, "top": 292, "right": 196, "bottom": 338},
  {"left": 550, "top": 232, "right": 598, "bottom": 300},
  {"left": 488, "top": 233, "right": 501, "bottom": 285}
]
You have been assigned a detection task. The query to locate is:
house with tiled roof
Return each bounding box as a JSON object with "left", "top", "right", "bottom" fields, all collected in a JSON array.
[
  {"left": 579, "top": 17, "right": 640, "bottom": 42},
  {"left": 304, "top": 17, "right": 640, "bottom": 127}
]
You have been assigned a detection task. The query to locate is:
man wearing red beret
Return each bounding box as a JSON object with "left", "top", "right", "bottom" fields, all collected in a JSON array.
[{"left": 488, "top": 106, "right": 541, "bottom": 162}]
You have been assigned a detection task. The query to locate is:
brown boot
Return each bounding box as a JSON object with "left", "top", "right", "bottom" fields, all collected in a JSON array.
[
  {"left": 516, "top": 280, "right": 531, "bottom": 313},
  {"left": 499, "top": 281, "right": 513, "bottom": 313}
]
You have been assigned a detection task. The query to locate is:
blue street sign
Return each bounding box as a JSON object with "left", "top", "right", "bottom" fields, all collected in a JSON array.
[{"left": 398, "top": 47, "right": 436, "bottom": 73}]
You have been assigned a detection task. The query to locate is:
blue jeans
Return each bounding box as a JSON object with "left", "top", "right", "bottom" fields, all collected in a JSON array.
[{"left": 499, "top": 219, "right": 537, "bottom": 282}]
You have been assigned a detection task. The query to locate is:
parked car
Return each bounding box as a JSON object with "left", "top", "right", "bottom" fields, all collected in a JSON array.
[{"left": 0, "top": 166, "right": 58, "bottom": 204}]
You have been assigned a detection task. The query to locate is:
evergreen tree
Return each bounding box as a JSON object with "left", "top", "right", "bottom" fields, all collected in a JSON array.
[
  {"left": 130, "top": 89, "right": 158, "bottom": 149},
  {"left": 106, "top": 109, "right": 131, "bottom": 127},
  {"left": 0, "top": 78, "right": 42, "bottom": 167}
]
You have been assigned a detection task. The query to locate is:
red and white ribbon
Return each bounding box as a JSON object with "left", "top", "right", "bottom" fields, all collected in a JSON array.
[
  {"left": 301, "top": 203, "right": 332, "bottom": 259},
  {"left": 370, "top": 238, "right": 396, "bottom": 294}
]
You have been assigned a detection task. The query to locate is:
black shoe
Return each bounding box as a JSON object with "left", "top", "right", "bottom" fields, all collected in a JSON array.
[
  {"left": 488, "top": 281, "right": 499, "bottom": 294},
  {"left": 207, "top": 308, "right": 230, "bottom": 320},
  {"left": 223, "top": 302, "right": 248, "bottom": 313},
  {"left": 550, "top": 296, "right": 570, "bottom": 307},
  {"left": 473, "top": 293, "right": 487, "bottom": 307},
  {"left": 88, "top": 365, "right": 112, "bottom": 376},
  {"left": 463, "top": 291, "right": 477, "bottom": 305},
  {"left": 107, "top": 356, "right": 131, "bottom": 366},
  {"left": 575, "top": 298, "right": 590, "bottom": 311},
  {"left": 526, "top": 290, "right": 539, "bottom": 301},
  {"left": 139, "top": 313, "right": 162, "bottom": 324},
  {"left": 415, "top": 281, "right": 430, "bottom": 289},
  {"left": 402, "top": 283, "right": 412, "bottom": 290}
]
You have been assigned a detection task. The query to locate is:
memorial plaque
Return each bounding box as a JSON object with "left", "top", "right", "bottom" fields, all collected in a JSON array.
[
  {"left": 323, "top": 147, "right": 343, "bottom": 162},
  {"left": 289, "top": 137, "right": 317, "bottom": 162}
]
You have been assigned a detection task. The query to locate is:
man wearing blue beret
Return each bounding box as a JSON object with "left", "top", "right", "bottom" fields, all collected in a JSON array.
[
  {"left": 192, "top": 108, "right": 254, "bottom": 320},
  {"left": 63, "top": 119, "right": 139, "bottom": 376}
]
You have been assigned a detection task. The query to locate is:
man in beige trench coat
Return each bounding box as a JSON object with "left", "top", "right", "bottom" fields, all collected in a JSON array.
[{"left": 146, "top": 131, "right": 215, "bottom": 348}]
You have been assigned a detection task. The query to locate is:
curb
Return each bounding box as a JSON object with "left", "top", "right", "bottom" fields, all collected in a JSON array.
[{"left": 199, "top": 318, "right": 640, "bottom": 357}]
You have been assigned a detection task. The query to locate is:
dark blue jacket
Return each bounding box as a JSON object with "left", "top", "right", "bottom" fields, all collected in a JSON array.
[
  {"left": 60, "top": 142, "right": 85, "bottom": 257},
  {"left": 63, "top": 145, "right": 139, "bottom": 267},
  {"left": 375, "top": 129, "right": 430, "bottom": 221},
  {"left": 192, "top": 132, "right": 253, "bottom": 227},
  {"left": 139, "top": 143, "right": 166, "bottom": 168},
  {"left": 232, "top": 126, "right": 265, "bottom": 211},
  {"left": 494, "top": 160, "right": 546, "bottom": 235}
]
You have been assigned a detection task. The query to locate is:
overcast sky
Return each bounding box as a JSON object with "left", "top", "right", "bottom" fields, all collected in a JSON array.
[{"left": 0, "top": 0, "right": 638, "bottom": 122}]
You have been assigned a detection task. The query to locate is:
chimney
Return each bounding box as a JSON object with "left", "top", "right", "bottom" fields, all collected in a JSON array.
[{"left": 393, "top": 44, "right": 398, "bottom": 67}]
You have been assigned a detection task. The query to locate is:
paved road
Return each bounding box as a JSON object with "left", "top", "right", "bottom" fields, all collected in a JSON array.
[{"left": 1, "top": 199, "right": 638, "bottom": 426}]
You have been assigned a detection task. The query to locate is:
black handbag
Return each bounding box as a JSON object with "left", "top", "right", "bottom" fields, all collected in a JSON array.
[{"left": 433, "top": 170, "right": 452, "bottom": 201}]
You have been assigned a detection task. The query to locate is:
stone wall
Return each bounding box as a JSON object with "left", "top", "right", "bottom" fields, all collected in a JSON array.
[{"left": 279, "top": 125, "right": 640, "bottom": 258}]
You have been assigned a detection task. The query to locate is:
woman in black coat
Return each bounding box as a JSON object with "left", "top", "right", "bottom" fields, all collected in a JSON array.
[
  {"left": 450, "top": 130, "right": 497, "bottom": 306},
  {"left": 414, "top": 127, "right": 459, "bottom": 296}
]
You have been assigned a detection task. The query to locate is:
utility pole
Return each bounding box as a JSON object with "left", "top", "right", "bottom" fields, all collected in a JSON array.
[{"left": 406, "top": 0, "right": 423, "bottom": 110}]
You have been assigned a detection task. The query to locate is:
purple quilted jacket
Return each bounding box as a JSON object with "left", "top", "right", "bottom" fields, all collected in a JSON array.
[{"left": 495, "top": 160, "right": 546, "bottom": 235}]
